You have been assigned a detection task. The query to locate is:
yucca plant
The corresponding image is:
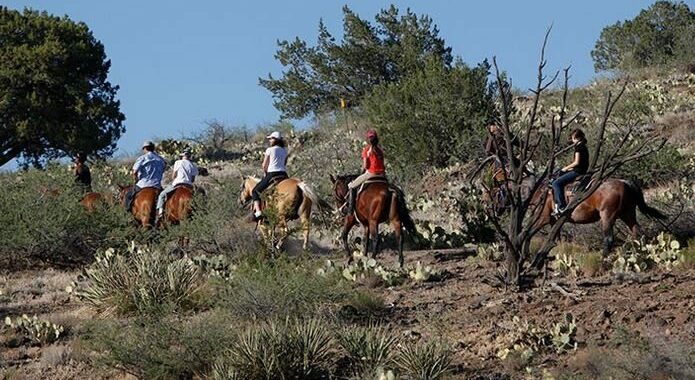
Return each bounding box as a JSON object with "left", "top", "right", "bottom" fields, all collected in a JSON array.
[
  {"left": 395, "top": 341, "right": 454, "bottom": 380},
  {"left": 338, "top": 324, "right": 399, "bottom": 377},
  {"left": 214, "top": 318, "right": 334, "bottom": 380},
  {"left": 73, "top": 243, "right": 205, "bottom": 316}
]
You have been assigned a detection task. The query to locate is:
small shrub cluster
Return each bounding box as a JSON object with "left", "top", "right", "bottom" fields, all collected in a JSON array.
[
  {"left": 212, "top": 318, "right": 334, "bottom": 380},
  {"left": 612, "top": 232, "right": 683, "bottom": 273},
  {"left": 496, "top": 313, "right": 578, "bottom": 364},
  {"left": 71, "top": 243, "right": 207, "bottom": 316},
  {"left": 4, "top": 314, "right": 64, "bottom": 345}
]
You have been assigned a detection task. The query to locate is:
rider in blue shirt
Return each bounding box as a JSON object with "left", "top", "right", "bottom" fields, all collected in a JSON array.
[{"left": 125, "top": 141, "right": 166, "bottom": 211}]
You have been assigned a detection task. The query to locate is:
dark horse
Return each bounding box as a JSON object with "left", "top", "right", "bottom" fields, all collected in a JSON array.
[
  {"left": 330, "top": 174, "right": 416, "bottom": 268},
  {"left": 530, "top": 178, "right": 666, "bottom": 254}
]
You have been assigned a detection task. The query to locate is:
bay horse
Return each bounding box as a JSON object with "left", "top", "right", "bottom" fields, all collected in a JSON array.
[
  {"left": 239, "top": 176, "right": 324, "bottom": 250},
  {"left": 527, "top": 177, "right": 666, "bottom": 254},
  {"left": 118, "top": 185, "right": 160, "bottom": 228},
  {"left": 330, "top": 174, "right": 416, "bottom": 268}
]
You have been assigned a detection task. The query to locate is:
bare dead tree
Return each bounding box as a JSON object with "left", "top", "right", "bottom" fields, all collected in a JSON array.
[{"left": 480, "top": 29, "right": 666, "bottom": 288}]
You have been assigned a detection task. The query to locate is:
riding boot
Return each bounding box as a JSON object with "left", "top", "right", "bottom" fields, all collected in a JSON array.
[{"left": 346, "top": 188, "right": 357, "bottom": 215}]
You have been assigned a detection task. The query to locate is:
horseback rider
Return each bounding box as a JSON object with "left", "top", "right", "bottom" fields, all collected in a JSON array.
[
  {"left": 251, "top": 131, "right": 288, "bottom": 220},
  {"left": 155, "top": 149, "right": 198, "bottom": 224},
  {"left": 73, "top": 152, "right": 92, "bottom": 192},
  {"left": 552, "top": 128, "right": 590, "bottom": 216},
  {"left": 343, "top": 129, "right": 386, "bottom": 215},
  {"left": 125, "top": 140, "right": 166, "bottom": 211},
  {"left": 484, "top": 123, "right": 521, "bottom": 172}
]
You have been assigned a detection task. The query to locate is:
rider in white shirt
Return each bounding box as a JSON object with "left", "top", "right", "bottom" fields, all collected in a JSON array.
[
  {"left": 251, "top": 131, "right": 288, "bottom": 220},
  {"left": 156, "top": 149, "right": 198, "bottom": 223}
]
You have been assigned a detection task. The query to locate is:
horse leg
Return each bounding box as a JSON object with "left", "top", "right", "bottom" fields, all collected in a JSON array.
[
  {"left": 300, "top": 204, "right": 311, "bottom": 251},
  {"left": 392, "top": 219, "right": 404, "bottom": 268},
  {"left": 620, "top": 207, "right": 641, "bottom": 240},
  {"left": 600, "top": 210, "right": 616, "bottom": 256},
  {"left": 341, "top": 215, "right": 357, "bottom": 263},
  {"left": 362, "top": 224, "right": 370, "bottom": 258},
  {"left": 275, "top": 217, "right": 288, "bottom": 251},
  {"left": 369, "top": 220, "right": 379, "bottom": 260}
]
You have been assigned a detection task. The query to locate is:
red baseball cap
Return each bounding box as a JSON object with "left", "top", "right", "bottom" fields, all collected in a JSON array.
[{"left": 367, "top": 130, "right": 377, "bottom": 139}]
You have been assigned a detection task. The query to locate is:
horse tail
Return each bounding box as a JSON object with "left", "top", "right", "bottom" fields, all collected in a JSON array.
[
  {"left": 393, "top": 187, "right": 417, "bottom": 235},
  {"left": 625, "top": 180, "right": 667, "bottom": 220},
  {"left": 297, "top": 182, "right": 332, "bottom": 213}
]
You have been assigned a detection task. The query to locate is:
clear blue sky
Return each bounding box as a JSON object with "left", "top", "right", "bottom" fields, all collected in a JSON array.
[{"left": 4, "top": 0, "right": 679, "bottom": 159}]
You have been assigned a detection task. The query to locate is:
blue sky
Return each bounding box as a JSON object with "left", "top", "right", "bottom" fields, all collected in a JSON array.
[{"left": 4, "top": 0, "right": 679, "bottom": 161}]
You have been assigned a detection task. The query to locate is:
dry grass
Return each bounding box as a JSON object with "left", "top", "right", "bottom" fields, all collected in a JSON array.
[{"left": 40, "top": 344, "right": 73, "bottom": 368}]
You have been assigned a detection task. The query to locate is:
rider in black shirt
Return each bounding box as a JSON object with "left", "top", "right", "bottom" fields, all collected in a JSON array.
[{"left": 552, "top": 129, "right": 589, "bottom": 216}]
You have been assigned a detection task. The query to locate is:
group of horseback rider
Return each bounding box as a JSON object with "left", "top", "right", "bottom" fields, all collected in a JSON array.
[
  {"left": 483, "top": 123, "right": 590, "bottom": 216},
  {"left": 74, "top": 140, "right": 199, "bottom": 224},
  {"left": 74, "top": 122, "right": 586, "bottom": 222}
]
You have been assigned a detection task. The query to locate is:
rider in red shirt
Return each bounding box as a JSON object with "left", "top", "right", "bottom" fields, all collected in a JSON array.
[{"left": 343, "top": 130, "right": 386, "bottom": 215}]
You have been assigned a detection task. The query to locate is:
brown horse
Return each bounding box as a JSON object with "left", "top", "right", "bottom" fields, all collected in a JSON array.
[
  {"left": 118, "top": 185, "right": 160, "bottom": 228},
  {"left": 160, "top": 185, "right": 195, "bottom": 226},
  {"left": 528, "top": 178, "right": 666, "bottom": 254},
  {"left": 330, "top": 174, "right": 416, "bottom": 268},
  {"left": 239, "top": 176, "right": 324, "bottom": 250},
  {"left": 79, "top": 192, "right": 106, "bottom": 211}
]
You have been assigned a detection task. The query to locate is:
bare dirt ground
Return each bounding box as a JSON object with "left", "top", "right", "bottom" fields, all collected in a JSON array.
[{"left": 3, "top": 246, "right": 694, "bottom": 379}]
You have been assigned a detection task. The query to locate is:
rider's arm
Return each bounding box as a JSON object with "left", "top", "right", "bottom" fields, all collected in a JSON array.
[
  {"left": 362, "top": 156, "right": 369, "bottom": 172},
  {"left": 562, "top": 152, "right": 580, "bottom": 172},
  {"left": 262, "top": 154, "right": 270, "bottom": 174}
]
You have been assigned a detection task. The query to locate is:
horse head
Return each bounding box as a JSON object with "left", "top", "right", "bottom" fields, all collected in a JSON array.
[
  {"left": 117, "top": 184, "right": 132, "bottom": 203},
  {"left": 238, "top": 176, "right": 255, "bottom": 206},
  {"left": 330, "top": 174, "right": 358, "bottom": 208}
]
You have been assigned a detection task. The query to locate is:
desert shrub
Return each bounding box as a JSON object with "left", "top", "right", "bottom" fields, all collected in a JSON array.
[
  {"left": 217, "top": 256, "right": 348, "bottom": 320},
  {"left": 211, "top": 318, "right": 334, "bottom": 380},
  {"left": 577, "top": 251, "right": 605, "bottom": 277},
  {"left": 340, "top": 256, "right": 408, "bottom": 288},
  {"left": 80, "top": 311, "right": 235, "bottom": 380},
  {"left": 72, "top": 243, "right": 208, "bottom": 316},
  {"left": 394, "top": 341, "right": 454, "bottom": 380},
  {"left": 680, "top": 238, "right": 695, "bottom": 270},
  {"left": 560, "top": 329, "right": 695, "bottom": 380},
  {"left": 0, "top": 166, "right": 133, "bottom": 268},
  {"left": 340, "top": 290, "right": 388, "bottom": 323},
  {"left": 158, "top": 177, "right": 259, "bottom": 256},
  {"left": 616, "top": 143, "right": 687, "bottom": 186},
  {"left": 337, "top": 324, "right": 399, "bottom": 378}
]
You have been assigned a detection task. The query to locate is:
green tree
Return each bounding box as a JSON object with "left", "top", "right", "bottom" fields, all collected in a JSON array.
[
  {"left": 591, "top": 1, "right": 695, "bottom": 71},
  {"left": 259, "top": 5, "right": 452, "bottom": 119},
  {"left": 363, "top": 58, "right": 495, "bottom": 175},
  {"left": 0, "top": 7, "right": 125, "bottom": 167}
]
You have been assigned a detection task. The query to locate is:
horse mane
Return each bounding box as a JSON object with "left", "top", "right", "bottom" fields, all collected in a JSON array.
[{"left": 336, "top": 174, "right": 359, "bottom": 183}]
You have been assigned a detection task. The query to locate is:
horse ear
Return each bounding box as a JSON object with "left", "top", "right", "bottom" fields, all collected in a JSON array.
[{"left": 329, "top": 174, "right": 336, "bottom": 184}]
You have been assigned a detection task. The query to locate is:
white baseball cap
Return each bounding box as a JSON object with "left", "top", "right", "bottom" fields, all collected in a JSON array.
[{"left": 266, "top": 131, "right": 282, "bottom": 140}]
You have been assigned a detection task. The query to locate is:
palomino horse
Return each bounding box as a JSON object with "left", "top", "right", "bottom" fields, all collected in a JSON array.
[
  {"left": 525, "top": 178, "right": 666, "bottom": 254},
  {"left": 118, "top": 185, "right": 160, "bottom": 228},
  {"left": 239, "top": 176, "right": 323, "bottom": 250},
  {"left": 330, "top": 174, "right": 416, "bottom": 268}
]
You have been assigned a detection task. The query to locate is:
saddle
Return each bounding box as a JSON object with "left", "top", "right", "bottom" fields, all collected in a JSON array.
[
  {"left": 548, "top": 174, "right": 593, "bottom": 203},
  {"left": 357, "top": 176, "right": 389, "bottom": 196}
]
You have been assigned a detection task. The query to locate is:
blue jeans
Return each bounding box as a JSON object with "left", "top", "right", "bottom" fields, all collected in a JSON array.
[
  {"left": 252, "top": 171, "right": 287, "bottom": 202},
  {"left": 552, "top": 171, "right": 579, "bottom": 209},
  {"left": 157, "top": 185, "right": 177, "bottom": 212}
]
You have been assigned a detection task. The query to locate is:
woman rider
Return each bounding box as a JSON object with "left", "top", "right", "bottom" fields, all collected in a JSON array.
[
  {"left": 344, "top": 129, "right": 385, "bottom": 215},
  {"left": 251, "top": 131, "right": 288, "bottom": 220},
  {"left": 552, "top": 128, "right": 589, "bottom": 216}
]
